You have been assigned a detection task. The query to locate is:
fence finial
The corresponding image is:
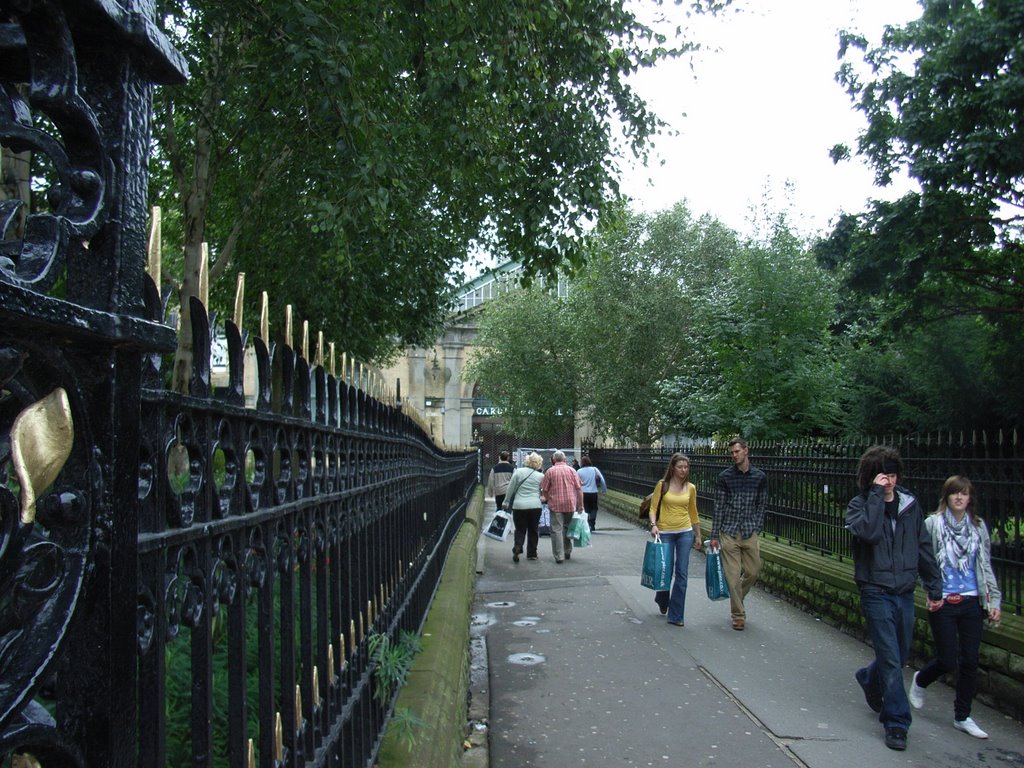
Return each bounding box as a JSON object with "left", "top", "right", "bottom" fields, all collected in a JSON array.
[
  {"left": 260, "top": 292, "right": 269, "bottom": 342},
  {"left": 329, "top": 342, "right": 336, "bottom": 377},
  {"left": 285, "top": 305, "right": 293, "bottom": 350},
  {"left": 199, "top": 242, "right": 209, "bottom": 308},
  {"left": 233, "top": 272, "right": 245, "bottom": 329},
  {"left": 317, "top": 331, "right": 324, "bottom": 368},
  {"left": 302, "top": 320, "right": 309, "bottom": 361},
  {"left": 147, "top": 206, "right": 161, "bottom": 285}
]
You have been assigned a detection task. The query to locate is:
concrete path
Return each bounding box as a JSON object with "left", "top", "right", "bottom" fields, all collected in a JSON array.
[{"left": 471, "top": 501, "right": 1024, "bottom": 768}]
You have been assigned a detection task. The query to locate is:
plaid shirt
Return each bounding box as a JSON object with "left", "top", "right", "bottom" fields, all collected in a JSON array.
[
  {"left": 541, "top": 462, "right": 583, "bottom": 513},
  {"left": 711, "top": 463, "right": 768, "bottom": 539}
]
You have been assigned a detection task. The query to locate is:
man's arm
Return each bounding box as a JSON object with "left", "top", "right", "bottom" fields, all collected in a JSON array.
[
  {"left": 845, "top": 486, "right": 886, "bottom": 543},
  {"left": 917, "top": 512, "right": 944, "bottom": 601},
  {"left": 710, "top": 473, "right": 727, "bottom": 541}
]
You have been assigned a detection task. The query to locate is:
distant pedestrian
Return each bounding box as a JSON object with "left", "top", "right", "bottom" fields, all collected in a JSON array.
[
  {"left": 709, "top": 437, "right": 767, "bottom": 631},
  {"left": 503, "top": 452, "right": 545, "bottom": 563},
  {"left": 846, "top": 445, "right": 943, "bottom": 752},
  {"left": 486, "top": 451, "right": 515, "bottom": 510},
  {"left": 648, "top": 453, "right": 703, "bottom": 626},
  {"left": 540, "top": 450, "right": 584, "bottom": 563},
  {"left": 576, "top": 455, "right": 607, "bottom": 531},
  {"left": 908, "top": 475, "right": 1001, "bottom": 739}
]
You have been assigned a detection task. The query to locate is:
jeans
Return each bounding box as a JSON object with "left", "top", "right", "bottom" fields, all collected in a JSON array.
[
  {"left": 858, "top": 587, "right": 915, "bottom": 730},
  {"left": 658, "top": 530, "right": 695, "bottom": 623},
  {"left": 511, "top": 508, "right": 542, "bottom": 558},
  {"left": 917, "top": 596, "right": 984, "bottom": 721}
]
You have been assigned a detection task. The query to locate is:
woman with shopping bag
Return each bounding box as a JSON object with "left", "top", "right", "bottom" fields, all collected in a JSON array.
[
  {"left": 503, "top": 452, "right": 545, "bottom": 562},
  {"left": 647, "top": 453, "right": 703, "bottom": 626}
]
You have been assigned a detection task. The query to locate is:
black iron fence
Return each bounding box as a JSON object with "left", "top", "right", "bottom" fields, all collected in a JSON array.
[
  {"left": 0, "top": 4, "right": 477, "bottom": 767},
  {"left": 590, "top": 434, "right": 1024, "bottom": 615}
]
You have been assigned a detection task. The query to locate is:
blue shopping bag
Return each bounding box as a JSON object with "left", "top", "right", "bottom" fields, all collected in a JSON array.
[
  {"left": 704, "top": 541, "right": 730, "bottom": 601},
  {"left": 641, "top": 535, "right": 673, "bottom": 591}
]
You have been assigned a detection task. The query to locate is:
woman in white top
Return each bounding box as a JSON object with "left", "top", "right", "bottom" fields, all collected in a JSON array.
[{"left": 908, "top": 475, "right": 1001, "bottom": 739}]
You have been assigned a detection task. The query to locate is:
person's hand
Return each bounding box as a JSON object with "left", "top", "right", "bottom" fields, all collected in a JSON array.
[
  {"left": 693, "top": 538, "right": 703, "bottom": 551},
  {"left": 926, "top": 598, "right": 944, "bottom": 612},
  {"left": 989, "top": 607, "right": 1002, "bottom": 623},
  {"left": 650, "top": 523, "right": 659, "bottom": 537},
  {"left": 708, "top": 538, "right": 719, "bottom": 551}
]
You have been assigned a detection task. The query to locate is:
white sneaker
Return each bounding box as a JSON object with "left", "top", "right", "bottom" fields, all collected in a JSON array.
[
  {"left": 908, "top": 671, "right": 925, "bottom": 710},
  {"left": 953, "top": 717, "right": 989, "bottom": 739}
]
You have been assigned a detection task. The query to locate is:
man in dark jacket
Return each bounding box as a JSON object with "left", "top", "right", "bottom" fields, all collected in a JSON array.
[
  {"left": 486, "top": 451, "right": 515, "bottom": 510},
  {"left": 846, "top": 445, "right": 943, "bottom": 753}
]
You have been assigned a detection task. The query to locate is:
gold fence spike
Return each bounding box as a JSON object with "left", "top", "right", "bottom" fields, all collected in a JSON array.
[
  {"left": 350, "top": 620, "right": 357, "bottom": 655},
  {"left": 274, "top": 712, "right": 284, "bottom": 763},
  {"left": 329, "top": 342, "right": 336, "bottom": 377},
  {"left": 328, "top": 643, "right": 336, "bottom": 683},
  {"left": 340, "top": 632, "right": 347, "bottom": 670},
  {"left": 233, "top": 272, "right": 245, "bottom": 329},
  {"left": 313, "top": 665, "right": 321, "bottom": 704},
  {"left": 147, "top": 205, "right": 161, "bottom": 285},
  {"left": 260, "top": 292, "right": 269, "bottom": 343},
  {"left": 367, "top": 599, "right": 374, "bottom": 628},
  {"left": 317, "top": 331, "right": 324, "bottom": 368},
  {"left": 359, "top": 610, "right": 365, "bottom": 642},
  {"left": 295, "top": 684, "right": 303, "bottom": 729},
  {"left": 247, "top": 738, "right": 255, "bottom": 768},
  {"left": 302, "top": 320, "right": 309, "bottom": 361},
  {"left": 199, "top": 242, "right": 209, "bottom": 308},
  {"left": 285, "top": 305, "right": 293, "bottom": 350}
]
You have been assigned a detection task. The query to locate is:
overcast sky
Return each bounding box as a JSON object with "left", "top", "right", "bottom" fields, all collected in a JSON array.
[{"left": 620, "top": 0, "right": 923, "bottom": 238}]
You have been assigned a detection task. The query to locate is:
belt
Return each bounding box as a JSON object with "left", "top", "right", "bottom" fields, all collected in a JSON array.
[{"left": 944, "top": 593, "right": 977, "bottom": 604}]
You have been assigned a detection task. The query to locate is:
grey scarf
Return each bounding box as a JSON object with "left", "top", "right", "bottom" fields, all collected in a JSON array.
[{"left": 937, "top": 507, "right": 980, "bottom": 576}]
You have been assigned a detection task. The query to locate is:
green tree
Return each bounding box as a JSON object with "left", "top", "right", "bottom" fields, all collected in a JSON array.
[
  {"left": 569, "top": 202, "right": 736, "bottom": 442},
  {"left": 658, "top": 218, "right": 842, "bottom": 439},
  {"left": 822, "top": 0, "right": 1024, "bottom": 431},
  {"left": 831, "top": 0, "right": 1024, "bottom": 326},
  {"left": 151, "top": 0, "right": 732, "bottom": 386},
  {"left": 463, "top": 283, "right": 578, "bottom": 439}
]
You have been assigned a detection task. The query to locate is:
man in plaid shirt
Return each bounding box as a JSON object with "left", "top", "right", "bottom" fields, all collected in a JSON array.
[
  {"left": 709, "top": 437, "right": 768, "bottom": 631},
  {"left": 541, "top": 451, "right": 584, "bottom": 563}
]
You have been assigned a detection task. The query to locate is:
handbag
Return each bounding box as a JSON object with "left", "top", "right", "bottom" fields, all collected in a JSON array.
[
  {"left": 704, "top": 541, "right": 730, "bottom": 601},
  {"left": 483, "top": 509, "right": 512, "bottom": 541},
  {"left": 641, "top": 534, "right": 673, "bottom": 591}
]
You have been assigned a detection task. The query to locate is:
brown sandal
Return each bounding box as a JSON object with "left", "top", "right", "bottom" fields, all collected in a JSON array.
[{"left": 732, "top": 618, "right": 745, "bottom": 631}]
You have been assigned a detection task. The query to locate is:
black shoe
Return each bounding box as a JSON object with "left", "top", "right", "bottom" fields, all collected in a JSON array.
[
  {"left": 565, "top": 552, "right": 570, "bottom": 560},
  {"left": 856, "top": 671, "right": 882, "bottom": 713},
  {"left": 884, "top": 728, "right": 907, "bottom": 751},
  {"left": 512, "top": 545, "right": 522, "bottom": 563}
]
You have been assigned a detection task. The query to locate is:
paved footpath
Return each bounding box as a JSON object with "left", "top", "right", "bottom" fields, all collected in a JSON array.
[{"left": 471, "top": 501, "right": 1024, "bottom": 768}]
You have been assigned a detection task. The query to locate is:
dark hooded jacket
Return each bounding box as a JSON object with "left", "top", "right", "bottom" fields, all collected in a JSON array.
[{"left": 845, "top": 484, "right": 942, "bottom": 600}]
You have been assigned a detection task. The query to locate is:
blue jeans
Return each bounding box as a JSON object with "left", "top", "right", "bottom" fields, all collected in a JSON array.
[
  {"left": 658, "top": 530, "right": 695, "bottom": 623},
  {"left": 918, "top": 596, "right": 984, "bottom": 721},
  {"left": 857, "top": 587, "right": 915, "bottom": 730}
]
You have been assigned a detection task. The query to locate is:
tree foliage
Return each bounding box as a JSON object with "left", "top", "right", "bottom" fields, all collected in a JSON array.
[
  {"left": 831, "top": 0, "right": 1024, "bottom": 326},
  {"left": 820, "top": 0, "right": 1024, "bottom": 432},
  {"left": 658, "top": 218, "right": 842, "bottom": 439},
  {"left": 151, "top": 0, "right": 731, "bottom": 368},
  {"left": 465, "top": 204, "right": 842, "bottom": 442},
  {"left": 462, "top": 283, "right": 578, "bottom": 439}
]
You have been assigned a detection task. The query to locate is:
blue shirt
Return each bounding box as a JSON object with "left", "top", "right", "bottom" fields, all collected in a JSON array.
[{"left": 577, "top": 466, "right": 606, "bottom": 493}]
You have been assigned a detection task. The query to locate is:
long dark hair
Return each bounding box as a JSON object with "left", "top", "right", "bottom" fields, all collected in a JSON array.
[
  {"left": 935, "top": 475, "right": 980, "bottom": 527},
  {"left": 856, "top": 445, "right": 903, "bottom": 493},
  {"left": 660, "top": 453, "right": 690, "bottom": 486}
]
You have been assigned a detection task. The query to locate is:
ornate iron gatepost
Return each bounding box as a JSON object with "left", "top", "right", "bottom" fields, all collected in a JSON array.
[{"left": 0, "top": 1, "right": 186, "bottom": 766}]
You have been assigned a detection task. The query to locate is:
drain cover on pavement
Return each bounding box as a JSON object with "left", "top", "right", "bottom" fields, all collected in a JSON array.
[{"left": 508, "top": 653, "right": 545, "bottom": 666}]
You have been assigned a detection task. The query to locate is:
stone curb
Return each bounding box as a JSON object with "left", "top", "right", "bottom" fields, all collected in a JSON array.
[{"left": 375, "top": 487, "right": 484, "bottom": 767}]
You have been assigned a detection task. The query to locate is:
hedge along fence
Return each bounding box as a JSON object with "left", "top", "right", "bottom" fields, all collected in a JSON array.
[{"left": 598, "top": 488, "right": 1024, "bottom": 722}]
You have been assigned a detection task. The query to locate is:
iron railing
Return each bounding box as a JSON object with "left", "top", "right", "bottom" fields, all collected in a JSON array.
[
  {"left": 0, "top": 4, "right": 477, "bottom": 767},
  {"left": 590, "top": 434, "right": 1024, "bottom": 615}
]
